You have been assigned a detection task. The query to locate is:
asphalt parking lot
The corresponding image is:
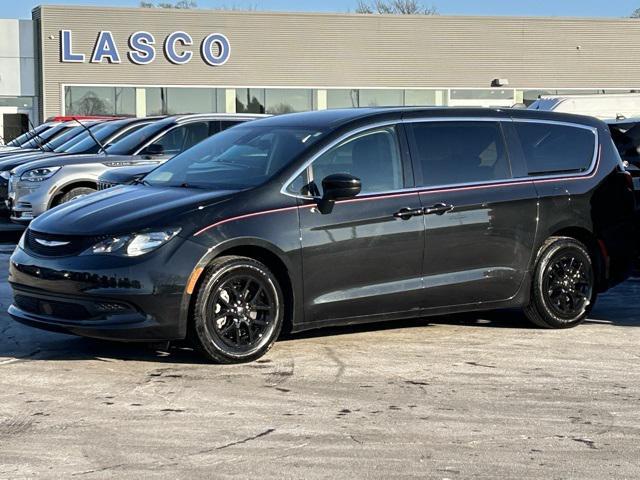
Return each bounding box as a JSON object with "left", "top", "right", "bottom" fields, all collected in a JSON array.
[{"left": 0, "top": 242, "right": 639, "bottom": 479}]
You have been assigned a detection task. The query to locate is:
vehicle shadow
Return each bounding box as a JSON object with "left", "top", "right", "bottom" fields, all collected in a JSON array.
[{"left": 1, "top": 280, "right": 638, "bottom": 365}]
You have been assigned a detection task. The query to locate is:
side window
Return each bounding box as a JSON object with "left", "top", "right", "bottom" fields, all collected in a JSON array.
[
  {"left": 306, "top": 126, "right": 404, "bottom": 196},
  {"left": 514, "top": 122, "right": 596, "bottom": 176},
  {"left": 143, "top": 125, "right": 189, "bottom": 156},
  {"left": 220, "top": 120, "right": 242, "bottom": 131},
  {"left": 181, "top": 122, "right": 210, "bottom": 151},
  {"left": 407, "top": 121, "right": 511, "bottom": 187}
]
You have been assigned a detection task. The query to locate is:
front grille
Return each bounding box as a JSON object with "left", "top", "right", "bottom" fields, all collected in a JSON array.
[
  {"left": 98, "top": 181, "right": 116, "bottom": 190},
  {"left": 14, "top": 294, "right": 92, "bottom": 320},
  {"left": 25, "top": 229, "right": 104, "bottom": 257}
]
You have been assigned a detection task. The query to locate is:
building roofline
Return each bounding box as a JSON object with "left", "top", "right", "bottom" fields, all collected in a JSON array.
[{"left": 30, "top": 4, "right": 640, "bottom": 23}]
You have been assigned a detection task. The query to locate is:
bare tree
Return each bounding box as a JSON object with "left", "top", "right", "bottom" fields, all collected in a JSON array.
[
  {"left": 356, "top": 0, "right": 438, "bottom": 15},
  {"left": 631, "top": 8, "right": 640, "bottom": 18},
  {"left": 140, "top": 0, "right": 198, "bottom": 8}
]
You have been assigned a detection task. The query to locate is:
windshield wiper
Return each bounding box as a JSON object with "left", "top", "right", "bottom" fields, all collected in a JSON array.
[
  {"left": 27, "top": 119, "right": 45, "bottom": 152},
  {"left": 73, "top": 118, "right": 107, "bottom": 155},
  {"left": 132, "top": 177, "right": 151, "bottom": 186}
]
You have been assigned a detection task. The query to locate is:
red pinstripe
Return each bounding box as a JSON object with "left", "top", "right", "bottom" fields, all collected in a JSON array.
[{"left": 193, "top": 147, "right": 601, "bottom": 237}]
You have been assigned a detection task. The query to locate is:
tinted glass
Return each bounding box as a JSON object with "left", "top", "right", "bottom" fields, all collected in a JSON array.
[
  {"left": 7, "top": 124, "right": 50, "bottom": 147},
  {"left": 265, "top": 89, "right": 313, "bottom": 114},
  {"left": 514, "top": 122, "right": 595, "bottom": 175},
  {"left": 64, "top": 86, "right": 135, "bottom": 116},
  {"left": 359, "top": 90, "right": 404, "bottom": 107},
  {"left": 407, "top": 121, "right": 511, "bottom": 186},
  {"left": 51, "top": 122, "right": 108, "bottom": 153},
  {"left": 182, "top": 122, "right": 211, "bottom": 151},
  {"left": 327, "top": 90, "right": 359, "bottom": 109},
  {"left": 105, "top": 120, "right": 173, "bottom": 155},
  {"left": 22, "top": 124, "right": 72, "bottom": 149},
  {"left": 146, "top": 88, "right": 221, "bottom": 115},
  {"left": 145, "top": 125, "right": 326, "bottom": 189},
  {"left": 236, "top": 89, "right": 266, "bottom": 114},
  {"left": 143, "top": 125, "right": 189, "bottom": 156},
  {"left": 309, "top": 127, "right": 403, "bottom": 195}
]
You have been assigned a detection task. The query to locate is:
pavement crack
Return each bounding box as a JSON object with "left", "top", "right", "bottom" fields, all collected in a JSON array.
[
  {"left": 465, "top": 361, "right": 496, "bottom": 369},
  {"left": 216, "top": 428, "right": 275, "bottom": 450},
  {"left": 71, "top": 463, "right": 127, "bottom": 476},
  {"left": 325, "top": 347, "right": 346, "bottom": 380},
  {"left": 572, "top": 437, "right": 597, "bottom": 449}
]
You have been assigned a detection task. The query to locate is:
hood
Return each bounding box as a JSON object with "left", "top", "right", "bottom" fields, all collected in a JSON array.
[
  {"left": 30, "top": 184, "right": 238, "bottom": 236},
  {"left": 0, "top": 148, "right": 38, "bottom": 159},
  {"left": 100, "top": 164, "right": 158, "bottom": 184},
  {"left": 0, "top": 151, "right": 63, "bottom": 171},
  {"left": 12, "top": 154, "right": 159, "bottom": 175}
]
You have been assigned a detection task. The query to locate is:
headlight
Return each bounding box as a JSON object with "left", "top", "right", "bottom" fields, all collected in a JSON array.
[
  {"left": 20, "top": 166, "right": 61, "bottom": 182},
  {"left": 0, "top": 170, "right": 10, "bottom": 180},
  {"left": 86, "top": 228, "right": 181, "bottom": 257}
]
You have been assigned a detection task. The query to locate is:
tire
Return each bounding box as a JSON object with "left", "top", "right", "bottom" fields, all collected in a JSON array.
[
  {"left": 524, "top": 236, "right": 596, "bottom": 329},
  {"left": 58, "top": 187, "right": 96, "bottom": 205},
  {"left": 190, "top": 255, "right": 285, "bottom": 363}
]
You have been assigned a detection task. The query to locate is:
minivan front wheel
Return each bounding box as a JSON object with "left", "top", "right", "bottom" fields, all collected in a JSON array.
[
  {"left": 524, "top": 237, "right": 595, "bottom": 329},
  {"left": 190, "top": 256, "right": 284, "bottom": 363}
]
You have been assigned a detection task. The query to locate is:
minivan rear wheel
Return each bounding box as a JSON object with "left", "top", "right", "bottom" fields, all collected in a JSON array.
[
  {"left": 190, "top": 256, "right": 284, "bottom": 363},
  {"left": 524, "top": 236, "right": 596, "bottom": 329}
]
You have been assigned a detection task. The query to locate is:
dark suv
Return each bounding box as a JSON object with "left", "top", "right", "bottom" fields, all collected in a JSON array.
[{"left": 8, "top": 108, "right": 637, "bottom": 363}]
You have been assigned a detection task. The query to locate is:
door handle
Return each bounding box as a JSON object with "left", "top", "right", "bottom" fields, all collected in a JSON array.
[
  {"left": 393, "top": 207, "right": 424, "bottom": 220},
  {"left": 424, "top": 203, "right": 454, "bottom": 215}
]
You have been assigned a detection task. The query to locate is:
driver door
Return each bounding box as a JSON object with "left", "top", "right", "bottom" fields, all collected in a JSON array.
[{"left": 293, "top": 125, "right": 426, "bottom": 324}]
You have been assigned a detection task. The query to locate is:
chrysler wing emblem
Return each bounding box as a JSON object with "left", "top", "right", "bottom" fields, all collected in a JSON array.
[{"left": 34, "top": 239, "right": 71, "bottom": 247}]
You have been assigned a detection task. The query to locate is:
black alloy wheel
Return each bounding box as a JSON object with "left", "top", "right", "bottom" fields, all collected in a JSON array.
[
  {"left": 191, "top": 256, "right": 284, "bottom": 363},
  {"left": 542, "top": 253, "right": 593, "bottom": 319},
  {"left": 524, "top": 236, "right": 596, "bottom": 329}
]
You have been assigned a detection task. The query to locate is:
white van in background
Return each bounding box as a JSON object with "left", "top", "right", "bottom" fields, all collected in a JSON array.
[{"left": 528, "top": 93, "right": 640, "bottom": 120}]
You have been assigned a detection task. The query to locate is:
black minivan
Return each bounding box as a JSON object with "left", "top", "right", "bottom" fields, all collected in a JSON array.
[{"left": 8, "top": 108, "right": 637, "bottom": 363}]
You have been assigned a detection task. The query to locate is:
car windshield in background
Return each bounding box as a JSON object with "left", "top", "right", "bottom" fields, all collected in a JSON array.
[
  {"left": 145, "top": 125, "right": 326, "bottom": 190},
  {"left": 45, "top": 123, "right": 103, "bottom": 152},
  {"left": 6, "top": 124, "right": 50, "bottom": 147},
  {"left": 21, "top": 124, "right": 69, "bottom": 149},
  {"left": 53, "top": 123, "right": 110, "bottom": 153},
  {"left": 105, "top": 120, "right": 172, "bottom": 155}
]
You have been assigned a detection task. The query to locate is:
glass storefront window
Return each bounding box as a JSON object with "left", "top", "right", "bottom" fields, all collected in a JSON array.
[
  {"left": 327, "top": 89, "right": 359, "bottom": 109},
  {"left": 64, "top": 86, "right": 135, "bottom": 116},
  {"left": 450, "top": 89, "right": 514, "bottom": 100},
  {"left": 145, "top": 87, "right": 220, "bottom": 115},
  {"left": 358, "top": 89, "right": 404, "bottom": 107},
  {"left": 236, "top": 88, "right": 266, "bottom": 114},
  {"left": 265, "top": 89, "right": 313, "bottom": 114},
  {"left": 404, "top": 90, "right": 442, "bottom": 106},
  {"left": 0, "top": 97, "right": 33, "bottom": 108}
]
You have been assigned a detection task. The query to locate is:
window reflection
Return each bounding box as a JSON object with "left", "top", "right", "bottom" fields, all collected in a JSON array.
[{"left": 65, "top": 86, "right": 135, "bottom": 116}]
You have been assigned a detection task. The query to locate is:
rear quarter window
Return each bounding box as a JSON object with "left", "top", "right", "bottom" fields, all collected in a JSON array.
[{"left": 514, "top": 122, "right": 596, "bottom": 176}]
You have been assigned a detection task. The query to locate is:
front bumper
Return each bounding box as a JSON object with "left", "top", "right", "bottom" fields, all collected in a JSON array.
[
  {"left": 8, "top": 237, "right": 208, "bottom": 341},
  {"left": 8, "top": 180, "right": 49, "bottom": 223}
]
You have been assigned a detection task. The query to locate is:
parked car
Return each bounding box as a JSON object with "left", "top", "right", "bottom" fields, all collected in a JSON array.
[
  {"left": 0, "top": 121, "right": 108, "bottom": 216},
  {"left": 8, "top": 108, "right": 637, "bottom": 363},
  {"left": 8, "top": 114, "right": 264, "bottom": 222},
  {"left": 0, "top": 122, "right": 60, "bottom": 151},
  {"left": 528, "top": 93, "right": 640, "bottom": 120},
  {"left": 97, "top": 163, "right": 160, "bottom": 190},
  {"left": 0, "top": 121, "right": 80, "bottom": 159}
]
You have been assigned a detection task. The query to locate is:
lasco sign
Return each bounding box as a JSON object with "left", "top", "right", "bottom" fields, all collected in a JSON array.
[{"left": 60, "top": 30, "right": 231, "bottom": 66}]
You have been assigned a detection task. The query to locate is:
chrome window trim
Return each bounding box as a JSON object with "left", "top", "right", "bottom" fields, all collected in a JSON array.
[{"left": 280, "top": 117, "right": 600, "bottom": 200}]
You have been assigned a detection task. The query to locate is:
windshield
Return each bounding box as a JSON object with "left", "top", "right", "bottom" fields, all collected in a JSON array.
[
  {"left": 105, "top": 120, "right": 172, "bottom": 155},
  {"left": 21, "top": 124, "right": 71, "bottom": 150},
  {"left": 7, "top": 124, "right": 51, "bottom": 147},
  {"left": 45, "top": 123, "right": 103, "bottom": 152},
  {"left": 145, "top": 125, "right": 326, "bottom": 190},
  {"left": 54, "top": 121, "right": 137, "bottom": 154}
]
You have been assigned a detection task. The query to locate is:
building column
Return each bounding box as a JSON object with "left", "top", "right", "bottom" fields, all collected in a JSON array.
[
  {"left": 225, "top": 88, "right": 236, "bottom": 113},
  {"left": 316, "top": 89, "right": 327, "bottom": 110}
]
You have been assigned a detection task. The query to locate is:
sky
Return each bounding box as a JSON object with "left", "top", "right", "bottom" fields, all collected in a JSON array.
[{"left": 5, "top": 0, "right": 640, "bottom": 19}]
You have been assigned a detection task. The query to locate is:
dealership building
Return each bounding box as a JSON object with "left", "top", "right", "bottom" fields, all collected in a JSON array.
[{"left": 2, "top": 4, "right": 640, "bottom": 138}]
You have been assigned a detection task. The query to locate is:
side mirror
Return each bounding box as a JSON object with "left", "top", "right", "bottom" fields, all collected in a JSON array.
[
  {"left": 141, "top": 143, "right": 164, "bottom": 157},
  {"left": 318, "top": 173, "right": 361, "bottom": 214}
]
